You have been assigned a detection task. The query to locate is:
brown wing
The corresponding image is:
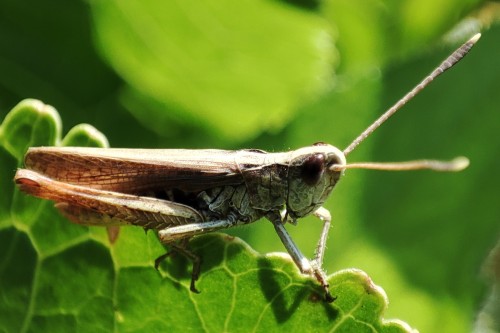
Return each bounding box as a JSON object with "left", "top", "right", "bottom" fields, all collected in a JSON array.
[
  {"left": 23, "top": 147, "right": 256, "bottom": 194},
  {"left": 15, "top": 169, "right": 204, "bottom": 229}
]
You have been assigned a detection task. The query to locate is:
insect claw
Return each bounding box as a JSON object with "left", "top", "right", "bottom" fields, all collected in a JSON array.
[
  {"left": 324, "top": 290, "right": 336, "bottom": 303},
  {"left": 190, "top": 279, "right": 201, "bottom": 294},
  {"left": 309, "top": 262, "right": 335, "bottom": 302}
]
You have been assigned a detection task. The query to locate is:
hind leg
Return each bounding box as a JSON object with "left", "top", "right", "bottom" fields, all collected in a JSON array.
[{"left": 157, "top": 218, "right": 239, "bottom": 293}]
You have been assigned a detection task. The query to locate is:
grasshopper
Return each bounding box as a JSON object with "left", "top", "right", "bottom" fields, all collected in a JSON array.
[{"left": 14, "top": 34, "right": 480, "bottom": 302}]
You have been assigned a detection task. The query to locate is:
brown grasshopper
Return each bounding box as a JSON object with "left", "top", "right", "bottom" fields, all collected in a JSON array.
[{"left": 14, "top": 34, "right": 480, "bottom": 302}]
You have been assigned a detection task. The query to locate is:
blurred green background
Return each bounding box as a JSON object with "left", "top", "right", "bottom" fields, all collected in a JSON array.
[{"left": 0, "top": 0, "right": 499, "bottom": 331}]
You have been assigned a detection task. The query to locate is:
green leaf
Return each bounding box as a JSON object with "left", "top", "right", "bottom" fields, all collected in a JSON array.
[
  {"left": 89, "top": 0, "right": 335, "bottom": 141},
  {"left": 0, "top": 100, "right": 414, "bottom": 332},
  {"left": 0, "top": 99, "right": 62, "bottom": 160}
]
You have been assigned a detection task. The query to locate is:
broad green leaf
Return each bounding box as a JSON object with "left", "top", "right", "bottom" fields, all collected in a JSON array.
[
  {"left": 0, "top": 100, "right": 414, "bottom": 332},
  {"left": 88, "top": 0, "right": 335, "bottom": 141}
]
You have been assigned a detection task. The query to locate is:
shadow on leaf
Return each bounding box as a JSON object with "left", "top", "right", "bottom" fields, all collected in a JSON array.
[
  {"left": 257, "top": 257, "right": 338, "bottom": 323},
  {"left": 156, "top": 234, "right": 229, "bottom": 289}
]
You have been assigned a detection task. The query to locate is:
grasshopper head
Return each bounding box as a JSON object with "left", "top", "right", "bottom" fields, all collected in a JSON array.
[{"left": 286, "top": 143, "right": 346, "bottom": 220}]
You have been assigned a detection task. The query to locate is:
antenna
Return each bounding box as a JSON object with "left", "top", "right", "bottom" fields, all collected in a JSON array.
[
  {"left": 330, "top": 156, "right": 470, "bottom": 172},
  {"left": 343, "top": 33, "right": 481, "bottom": 156}
]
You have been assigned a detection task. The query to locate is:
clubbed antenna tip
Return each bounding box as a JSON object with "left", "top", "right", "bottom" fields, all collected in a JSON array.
[{"left": 470, "top": 33, "right": 482, "bottom": 44}]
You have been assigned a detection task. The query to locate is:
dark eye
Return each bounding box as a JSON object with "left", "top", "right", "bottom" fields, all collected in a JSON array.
[{"left": 300, "top": 154, "right": 325, "bottom": 186}]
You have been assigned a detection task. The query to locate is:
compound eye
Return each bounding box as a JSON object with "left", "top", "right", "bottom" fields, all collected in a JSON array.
[{"left": 300, "top": 153, "right": 325, "bottom": 186}]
